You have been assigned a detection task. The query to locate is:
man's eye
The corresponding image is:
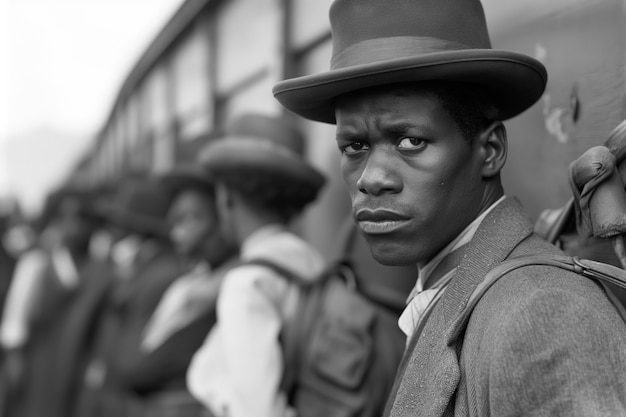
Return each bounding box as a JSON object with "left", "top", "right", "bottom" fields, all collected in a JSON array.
[
  {"left": 397, "top": 137, "right": 426, "bottom": 150},
  {"left": 342, "top": 141, "right": 369, "bottom": 154}
]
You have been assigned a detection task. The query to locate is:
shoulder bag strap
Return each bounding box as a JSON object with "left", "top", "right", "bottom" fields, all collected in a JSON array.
[
  {"left": 447, "top": 254, "right": 626, "bottom": 345},
  {"left": 239, "top": 259, "right": 310, "bottom": 397}
]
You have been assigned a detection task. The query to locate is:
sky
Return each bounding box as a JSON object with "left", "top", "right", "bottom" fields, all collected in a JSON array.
[{"left": 0, "top": 0, "right": 186, "bottom": 216}]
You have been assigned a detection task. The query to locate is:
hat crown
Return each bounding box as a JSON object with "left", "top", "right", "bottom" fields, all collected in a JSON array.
[
  {"left": 199, "top": 113, "right": 325, "bottom": 191},
  {"left": 329, "top": 0, "right": 492, "bottom": 69},
  {"left": 273, "top": 0, "right": 547, "bottom": 124},
  {"left": 227, "top": 113, "right": 305, "bottom": 156},
  {"left": 115, "top": 178, "right": 170, "bottom": 221}
]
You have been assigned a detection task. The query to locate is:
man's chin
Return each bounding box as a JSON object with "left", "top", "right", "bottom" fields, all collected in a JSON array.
[{"left": 366, "top": 240, "right": 417, "bottom": 266}]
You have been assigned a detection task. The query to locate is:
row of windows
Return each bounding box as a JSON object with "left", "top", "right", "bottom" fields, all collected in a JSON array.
[{"left": 83, "top": 0, "right": 336, "bottom": 186}]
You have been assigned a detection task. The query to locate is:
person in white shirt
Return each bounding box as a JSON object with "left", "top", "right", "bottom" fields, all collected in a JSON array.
[{"left": 186, "top": 113, "right": 326, "bottom": 417}]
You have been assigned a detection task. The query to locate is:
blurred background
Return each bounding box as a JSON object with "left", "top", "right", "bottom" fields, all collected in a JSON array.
[
  {"left": 1, "top": 0, "right": 625, "bottom": 259},
  {"left": 1, "top": 0, "right": 186, "bottom": 217}
]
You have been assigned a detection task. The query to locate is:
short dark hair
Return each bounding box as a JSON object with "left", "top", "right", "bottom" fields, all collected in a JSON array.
[
  {"left": 429, "top": 81, "right": 499, "bottom": 140},
  {"left": 215, "top": 169, "right": 320, "bottom": 223},
  {"left": 388, "top": 81, "right": 499, "bottom": 140}
]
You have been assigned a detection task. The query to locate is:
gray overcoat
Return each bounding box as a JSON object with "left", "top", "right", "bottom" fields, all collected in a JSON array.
[{"left": 386, "top": 197, "right": 626, "bottom": 417}]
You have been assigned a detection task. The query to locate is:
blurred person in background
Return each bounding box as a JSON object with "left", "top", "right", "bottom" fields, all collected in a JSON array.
[
  {"left": 0, "top": 199, "right": 43, "bottom": 416},
  {"left": 47, "top": 187, "right": 119, "bottom": 417},
  {"left": 0, "top": 197, "right": 23, "bottom": 321},
  {"left": 87, "top": 183, "right": 119, "bottom": 263},
  {"left": 73, "top": 174, "right": 183, "bottom": 417},
  {"left": 0, "top": 186, "right": 105, "bottom": 417},
  {"left": 186, "top": 113, "right": 326, "bottom": 417},
  {"left": 117, "top": 164, "right": 238, "bottom": 417}
]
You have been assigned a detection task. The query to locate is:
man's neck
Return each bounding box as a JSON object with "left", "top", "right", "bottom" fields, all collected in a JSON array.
[
  {"left": 235, "top": 203, "right": 286, "bottom": 244},
  {"left": 478, "top": 184, "right": 505, "bottom": 216},
  {"left": 417, "top": 195, "right": 506, "bottom": 274}
]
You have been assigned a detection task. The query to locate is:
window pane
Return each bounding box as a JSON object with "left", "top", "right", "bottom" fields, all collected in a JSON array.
[
  {"left": 222, "top": 75, "right": 282, "bottom": 123},
  {"left": 172, "top": 28, "right": 212, "bottom": 138},
  {"left": 216, "top": 0, "right": 281, "bottom": 92},
  {"left": 291, "top": 0, "right": 332, "bottom": 48}
]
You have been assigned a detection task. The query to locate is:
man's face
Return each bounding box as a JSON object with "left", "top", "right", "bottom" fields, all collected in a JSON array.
[{"left": 335, "top": 85, "right": 488, "bottom": 266}]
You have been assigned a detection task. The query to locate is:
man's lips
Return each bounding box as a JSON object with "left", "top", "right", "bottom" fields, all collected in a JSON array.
[
  {"left": 355, "top": 209, "right": 410, "bottom": 221},
  {"left": 355, "top": 209, "right": 410, "bottom": 234}
]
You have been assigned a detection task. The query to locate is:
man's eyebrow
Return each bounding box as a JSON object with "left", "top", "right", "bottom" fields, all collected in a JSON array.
[
  {"left": 335, "top": 129, "right": 359, "bottom": 141},
  {"left": 381, "top": 122, "right": 418, "bottom": 135}
]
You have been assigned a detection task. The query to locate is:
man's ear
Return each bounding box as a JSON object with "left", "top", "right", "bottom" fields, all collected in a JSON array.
[{"left": 479, "top": 121, "right": 507, "bottom": 178}]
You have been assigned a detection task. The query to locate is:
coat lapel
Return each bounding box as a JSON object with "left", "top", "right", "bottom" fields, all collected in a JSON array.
[{"left": 388, "top": 197, "right": 535, "bottom": 417}]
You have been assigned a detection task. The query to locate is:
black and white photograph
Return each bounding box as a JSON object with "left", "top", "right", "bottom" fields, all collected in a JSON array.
[{"left": 1, "top": 1, "right": 626, "bottom": 416}]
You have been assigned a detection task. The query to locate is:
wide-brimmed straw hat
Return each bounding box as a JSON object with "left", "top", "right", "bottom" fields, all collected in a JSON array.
[
  {"left": 273, "top": 0, "right": 548, "bottom": 124},
  {"left": 199, "top": 113, "right": 325, "bottom": 191}
]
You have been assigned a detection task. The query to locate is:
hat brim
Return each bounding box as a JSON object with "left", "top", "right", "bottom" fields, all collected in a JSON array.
[
  {"left": 273, "top": 49, "right": 547, "bottom": 123},
  {"left": 94, "top": 202, "right": 169, "bottom": 238},
  {"left": 160, "top": 166, "right": 214, "bottom": 196},
  {"left": 201, "top": 139, "right": 325, "bottom": 191}
]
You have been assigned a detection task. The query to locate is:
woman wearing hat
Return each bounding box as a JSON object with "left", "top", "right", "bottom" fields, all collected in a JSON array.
[
  {"left": 117, "top": 165, "right": 238, "bottom": 417},
  {"left": 186, "top": 113, "right": 327, "bottom": 417},
  {"left": 273, "top": 0, "right": 626, "bottom": 415}
]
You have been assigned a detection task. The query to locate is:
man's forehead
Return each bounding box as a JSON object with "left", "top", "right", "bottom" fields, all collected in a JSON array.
[
  {"left": 336, "top": 83, "right": 443, "bottom": 113},
  {"left": 335, "top": 86, "right": 443, "bottom": 125}
]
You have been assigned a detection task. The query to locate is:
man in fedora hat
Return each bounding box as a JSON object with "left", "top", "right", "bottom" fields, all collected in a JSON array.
[
  {"left": 186, "top": 113, "right": 327, "bottom": 417},
  {"left": 273, "top": 0, "right": 626, "bottom": 415}
]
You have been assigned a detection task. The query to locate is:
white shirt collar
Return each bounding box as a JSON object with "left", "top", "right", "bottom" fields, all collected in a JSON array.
[{"left": 240, "top": 223, "right": 286, "bottom": 259}]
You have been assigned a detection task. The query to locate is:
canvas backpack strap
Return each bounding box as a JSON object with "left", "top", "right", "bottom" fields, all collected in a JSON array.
[
  {"left": 242, "top": 258, "right": 312, "bottom": 286},
  {"left": 238, "top": 259, "right": 312, "bottom": 397},
  {"left": 447, "top": 254, "right": 626, "bottom": 345}
]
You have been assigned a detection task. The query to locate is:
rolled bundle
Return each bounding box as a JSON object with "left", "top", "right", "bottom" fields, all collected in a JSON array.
[
  {"left": 603, "top": 119, "right": 626, "bottom": 185},
  {"left": 569, "top": 146, "right": 626, "bottom": 237},
  {"left": 569, "top": 145, "right": 626, "bottom": 267}
]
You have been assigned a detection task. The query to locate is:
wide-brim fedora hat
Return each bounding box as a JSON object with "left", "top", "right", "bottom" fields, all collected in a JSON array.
[
  {"left": 199, "top": 113, "right": 325, "bottom": 191},
  {"left": 160, "top": 164, "right": 215, "bottom": 197},
  {"left": 273, "top": 0, "right": 548, "bottom": 124},
  {"left": 94, "top": 176, "right": 170, "bottom": 238}
]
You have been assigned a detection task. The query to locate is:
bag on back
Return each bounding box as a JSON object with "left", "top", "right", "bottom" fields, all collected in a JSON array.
[
  {"left": 246, "top": 222, "right": 412, "bottom": 417},
  {"left": 450, "top": 120, "right": 626, "bottom": 360},
  {"left": 534, "top": 118, "right": 626, "bottom": 307}
]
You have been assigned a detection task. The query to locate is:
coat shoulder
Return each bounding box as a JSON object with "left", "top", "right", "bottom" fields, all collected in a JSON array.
[{"left": 459, "top": 249, "right": 626, "bottom": 416}]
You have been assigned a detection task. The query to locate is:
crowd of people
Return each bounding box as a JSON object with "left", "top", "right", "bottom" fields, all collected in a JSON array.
[
  {"left": 0, "top": 112, "right": 338, "bottom": 417},
  {"left": 2, "top": 0, "right": 626, "bottom": 416}
]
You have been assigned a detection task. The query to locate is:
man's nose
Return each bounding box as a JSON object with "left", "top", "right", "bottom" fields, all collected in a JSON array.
[{"left": 356, "top": 149, "right": 402, "bottom": 196}]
